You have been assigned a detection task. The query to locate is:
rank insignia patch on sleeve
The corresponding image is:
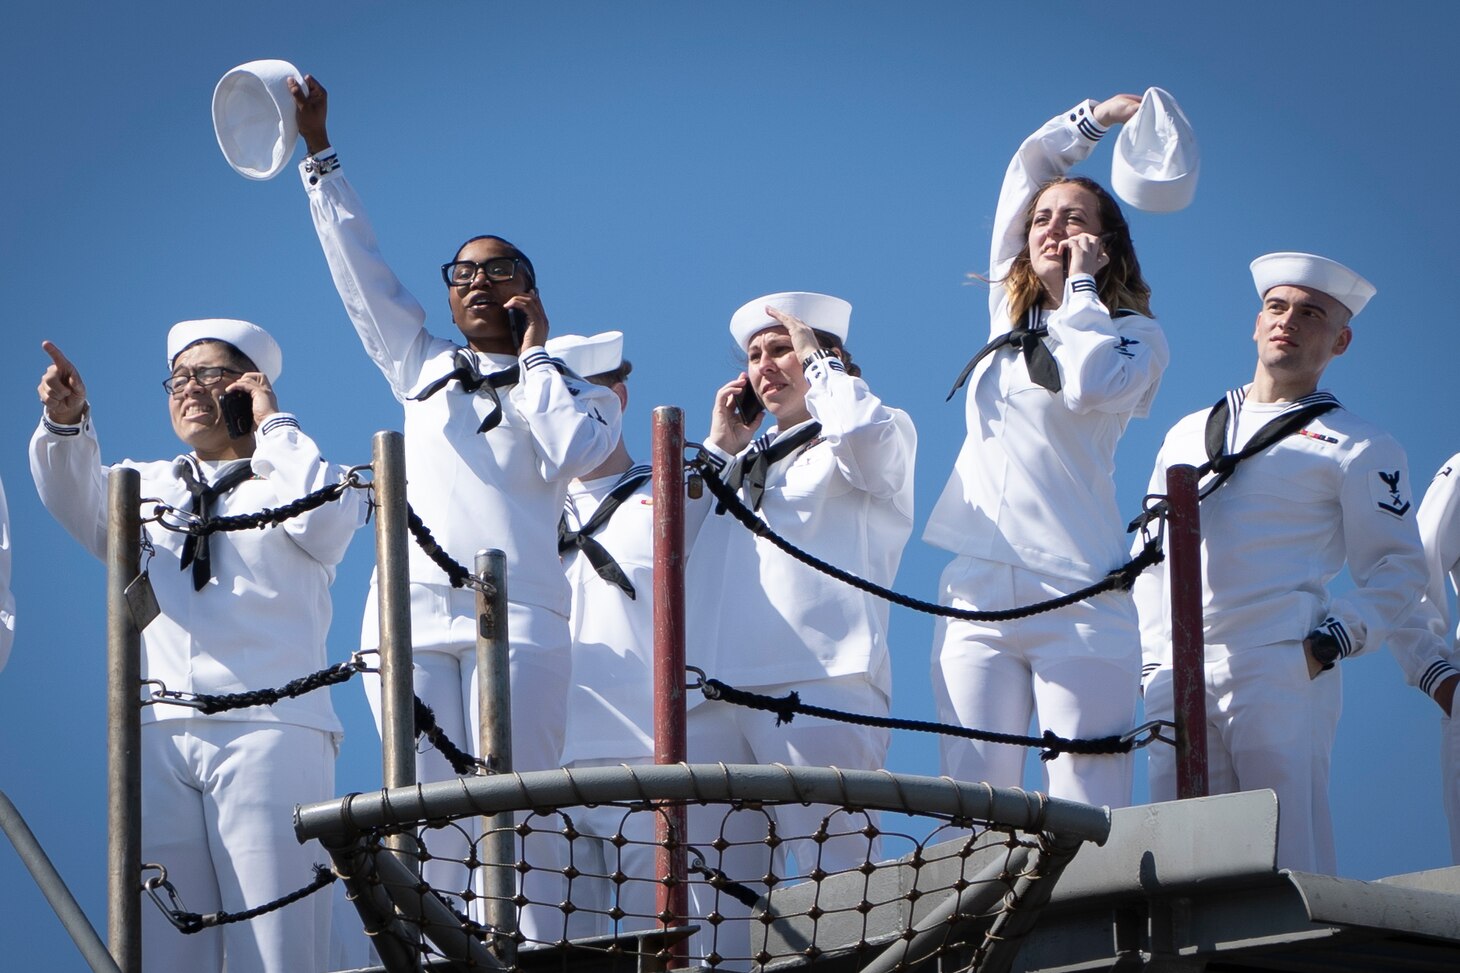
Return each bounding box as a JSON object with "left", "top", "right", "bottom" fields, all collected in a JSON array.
[{"left": 1372, "top": 469, "right": 1412, "bottom": 517}]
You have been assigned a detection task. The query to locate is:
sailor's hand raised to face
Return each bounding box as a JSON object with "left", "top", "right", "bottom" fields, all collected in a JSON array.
[{"left": 37, "top": 341, "right": 87, "bottom": 425}]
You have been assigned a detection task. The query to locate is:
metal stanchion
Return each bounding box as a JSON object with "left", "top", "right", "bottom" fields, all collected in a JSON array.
[
  {"left": 474, "top": 549, "right": 516, "bottom": 960},
  {"left": 651, "top": 407, "right": 688, "bottom": 966},
  {"left": 373, "top": 432, "right": 418, "bottom": 869},
  {"left": 106, "top": 468, "right": 142, "bottom": 973},
  {"left": 1166, "top": 464, "right": 1209, "bottom": 800}
]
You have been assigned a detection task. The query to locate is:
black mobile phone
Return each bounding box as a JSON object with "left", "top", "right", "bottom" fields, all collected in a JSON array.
[
  {"left": 220, "top": 389, "right": 254, "bottom": 439},
  {"left": 734, "top": 384, "right": 764, "bottom": 425},
  {"left": 507, "top": 307, "right": 529, "bottom": 349}
]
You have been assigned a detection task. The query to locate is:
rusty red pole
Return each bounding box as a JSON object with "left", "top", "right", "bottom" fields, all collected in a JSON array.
[
  {"left": 1166, "top": 464, "right": 1209, "bottom": 800},
  {"left": 652, "top": 406, "right": 688, "bottom": 965}
]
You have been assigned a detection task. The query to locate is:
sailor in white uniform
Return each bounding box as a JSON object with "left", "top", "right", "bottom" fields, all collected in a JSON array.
[
  {"left": 289, "top": 78, "right": 621, "bottom": 931},
  {"left": 1135, "top": 253, "right": 1428, "bottom": 874},
  {"left": 550, "top": 330, "right": 698, "bottom": 938},
  {"left": 685, "top": 292, "right": 916, "bottom": 960},
  {"left": 926, "top": 96, "right": 1167, "bottom": 809},
  {"left": 31, "top": 320, "right": 366, "bottom": 973},
  {"left": 1387, "top": 458, "right": 1460, "bottom": 863},
  {"left": 0, "top": 474, "right": 12, "bottom": 673}
]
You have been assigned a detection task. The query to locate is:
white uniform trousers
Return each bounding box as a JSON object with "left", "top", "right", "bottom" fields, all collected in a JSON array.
[
  {"left": 362, "top": 601, "right": 571, "bottom": 941},
  {"left": 684, "top": 674, "right": 889, "bottom": 965},
  {"left": 558, "top": 757, "right": 660, "bottom": 943},
  {"left": 931, "top": 556, "right": 1139, "bottom": 809},
  {"left": 140, "top": 719, "right": 334, "bottom": 973},
  {"left": 1145, "top": 640, "right": 1340, "bottom": 874},
  {"left": 1443, "top": 713, "right": 1460, "bottom": 864}
]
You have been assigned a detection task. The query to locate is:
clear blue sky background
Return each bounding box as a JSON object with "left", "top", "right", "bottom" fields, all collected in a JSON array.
[{"left": 2, "top": 2, "right": 1456, "bottom": 967}]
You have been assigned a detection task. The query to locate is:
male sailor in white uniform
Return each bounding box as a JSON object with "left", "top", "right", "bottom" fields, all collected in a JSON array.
[
  {"left": 1134, "top": 253, "right": 1428, "bottom": 874},
  {"left": 31, "top": 320, "right": 366, "bottom": 972}
]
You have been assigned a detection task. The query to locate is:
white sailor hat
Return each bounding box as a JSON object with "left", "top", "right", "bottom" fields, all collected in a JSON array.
[
  {"left": 167, "top": 319, "right": 283, "bottom": 383},
  {"left": 545, "top": 330, "right": 624, "bottom": 379},
  {"left": 212, "top": 59, "right": 306, "bottom": 181},
  {"left": 729, "top": 292, "right": 852, "bottom": 351},
  {"left": 1111, "top": 87, "right": 1200, "bottom": 213},
  {"left": 1250, "top": 252, "right": 1376, "bottom": 318}
]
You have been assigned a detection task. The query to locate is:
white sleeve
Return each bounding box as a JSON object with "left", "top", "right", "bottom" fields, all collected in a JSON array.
[
  {"left": 1132, "top": 440, "right": 1173, "bottom": 682},
  {"left": 0, "top": 476, "right": 13, "bottom": 673},
  {"left": 802, "top": 355, "right": 917, "bottom": 515},
  {"left": 512, "top": 348, "right": 623, "bottom": 482},
  {"left": 989, "top": 100, "right": 1107, "bottom": 320},
  {"left": 28, "top": 411, "right": 111, "bottom": 561},
  {"left": 299, "top": 152, "right": 440, "bottom": 401},
  {"left": 1045, "top": 275, "right": 1169, "bottom": 417},
  {"left": 248, "top": 413, "right": 369, "bottom": 568},
  {"left": 1318, "top": 436, "right": 1429, "bottom": 660},
  {"left": 1388, "top": 458, "right": 1460, "bottom": 698}
]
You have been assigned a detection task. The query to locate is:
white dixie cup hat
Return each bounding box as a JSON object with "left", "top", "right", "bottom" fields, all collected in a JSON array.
[
  {"left": 212, "top": 59, "right": 307, "bottom": 181},
  {"left": 167, "top": 319, "right": 284, "bottom": 384},
  {"left": 1249, "top": 252, "right": 1377, "bottom": 319},
  {"left": 1111, "top": 87, "right": 1200, "bottom": 213},
  {"left": 545, "top": 331, "right": 625, "bottom": 380},
  {"left": 729, "top": 292, "right": 852, "bottom": 351}
]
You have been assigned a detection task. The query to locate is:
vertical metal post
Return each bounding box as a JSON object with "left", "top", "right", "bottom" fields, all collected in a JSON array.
[
  {"left": 1166, "top": 464, "right": 1209, "bottom": 800},
  {"left": 651, "top": 407, "right": 688, "bottom": 965},
  {"left": 475, "top": 549, "right": 516, "bottom": 958},
  {"left": 373, "top": 432, "right": 417, "bottom": 827},
  {"left": 106, "top": 468, "right": 142, "bottom": 973}
]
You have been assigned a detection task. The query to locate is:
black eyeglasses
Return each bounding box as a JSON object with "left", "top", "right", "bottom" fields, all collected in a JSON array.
[
  {"left": 163, "top": 366, "right": 242, "bottom": 395},
  {"left": 441, "top": 257, "right": 523, "bottom": 286}
]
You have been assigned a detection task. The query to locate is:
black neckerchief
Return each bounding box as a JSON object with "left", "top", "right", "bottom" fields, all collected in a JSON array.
[
  {"left": 946, "top": 306, "right": 1061, "bottom": 400},
  {"left": 1129, "top": 388, "right": 1340, "bottom": 532},
  {"left": 725, "top": 422, "right": 824, "bottom": 511},
  {"left": 176, "top": 459, "right": 255, "bottom": 591},
  {"left": 558, "top": 465, "right": 653, "bottom": 599},
  {"left": 410, "top": 348, "right": 521, "bottom": 433}
]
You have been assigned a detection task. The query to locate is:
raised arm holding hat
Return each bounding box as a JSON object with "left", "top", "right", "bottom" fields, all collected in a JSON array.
[
  {"left": 683, "top": 292, "right": 917, "bottom": 962},
  {"left": 29, "top": 323, "right": 366, "bottom": 972},
  {"left": 1133, "top": 253, "right": 1427, "bottom": 873},
  {"left": 927, "top": 96, "right": 1169, "bottom": 811},
  {"left": 287, "top": 75, "right": 621, "bottom": 938}
]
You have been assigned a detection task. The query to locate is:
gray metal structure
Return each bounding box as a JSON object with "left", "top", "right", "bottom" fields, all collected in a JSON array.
[
  {"left": 762, "top": 790, "right": 1460, "bottom": 973},
  {"left": 105, "top": 467, "right": 142, "bottom": 973},
  {"left": 475, "top": 549, "right": 517, "bottom": 958}
]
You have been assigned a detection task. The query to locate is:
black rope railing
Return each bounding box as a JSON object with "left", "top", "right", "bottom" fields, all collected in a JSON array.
[
  {"left": 405, "top": 504, "right": 475, "bottom": 590},
  {"left": 692, "top": 460, "right": 1164, "bottom": 622},
  {"left": 144, "top": 864, "right": 337, "bottom": 935},
  {"left": 145, "top": 468, "right": 369, "bottom": 536},
  {"left": 691, "top": 669, "right": 1172, "bottom": 761}
]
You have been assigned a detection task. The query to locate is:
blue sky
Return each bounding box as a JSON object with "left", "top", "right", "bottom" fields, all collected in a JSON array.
[{"left": 2, "top": 2, "right": 1457, "bottom": 967}]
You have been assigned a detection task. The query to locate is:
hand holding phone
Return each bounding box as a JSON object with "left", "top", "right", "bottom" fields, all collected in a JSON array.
[
  {"left": 734, "top": 384, "right": 764, "bottom": 425},
  {"left": 506, "top": 307, "right": 529, "bottom": 350},
  {"left": 220, "top": 389, "right": 254, "bottom": 439}
]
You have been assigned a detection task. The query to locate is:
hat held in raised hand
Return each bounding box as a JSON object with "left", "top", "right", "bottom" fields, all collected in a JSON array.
[
  {"left": 212, "top": 59, "right": 307, "bottom": 181},
  {"left": 1111, "top": 87, "right": 1200, "bottom": 213}
]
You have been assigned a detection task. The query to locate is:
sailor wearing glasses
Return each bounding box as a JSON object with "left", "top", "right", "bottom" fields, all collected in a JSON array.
[
  {"left": 30, "top": 320, "right": 366, "bottom": 973},
  {"left": 289, "top": 77, "right": 621, "bottom": 932},
  {"left": 1134, "top": 253, "right": 1428, "bottom": 873},
  {"left": 926, "top": 96, "right": 1168, "bottom": 810},
  {"left": 684, "top": 293, "right": 916, "bottom": 959}
]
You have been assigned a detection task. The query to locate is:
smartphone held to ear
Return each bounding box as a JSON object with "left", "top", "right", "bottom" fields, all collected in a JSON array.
[
  {"left": 507, "top": 307, "right": 529, "bottom": 349},
  {"left": 220, "top": 389, "right": 254, "bottom": 439},
  {"left": 735, "top": 384, "right": 764, "bottom": 425}
]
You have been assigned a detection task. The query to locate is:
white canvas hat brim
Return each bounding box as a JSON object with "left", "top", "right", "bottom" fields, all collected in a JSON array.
[
  {"left": 545, "top": 331, "right": 625, "bottom": 379},
  {"left": 729, "top": 292, "right": 852, "bottom": 351},
  {"left": 212, "top": 59, "right": 306, "bottom": 181},
  {"left": 1111, "top": 87, "right": 1200, "bottom": 213},
  {"left": 167, "top": 319, "right": 283, "bottom": 383},
  {"left": 1250, "top": 252, "right": 1376, "bottom": 318}
]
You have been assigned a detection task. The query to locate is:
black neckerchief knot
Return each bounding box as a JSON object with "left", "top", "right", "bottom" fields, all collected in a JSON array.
[
  {"left": 558, "top": 466, "right": 653, "bottom": 599},
  {"left": 176, "top": 459, "right": 255, "bottom": 591},
  {"left": 410, "top": 348, "right": 521, "bottom": 433},
  {"left": 946, "top": 306, "right": 1061, "bottom": 400},
  {"left": 725, "top": 422, "right": 825, "bottom": 512}
]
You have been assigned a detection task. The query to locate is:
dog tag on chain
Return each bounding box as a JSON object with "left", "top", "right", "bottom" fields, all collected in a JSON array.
[{"left": 124, "top": 571, "right": 161, "bottom": 631}]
